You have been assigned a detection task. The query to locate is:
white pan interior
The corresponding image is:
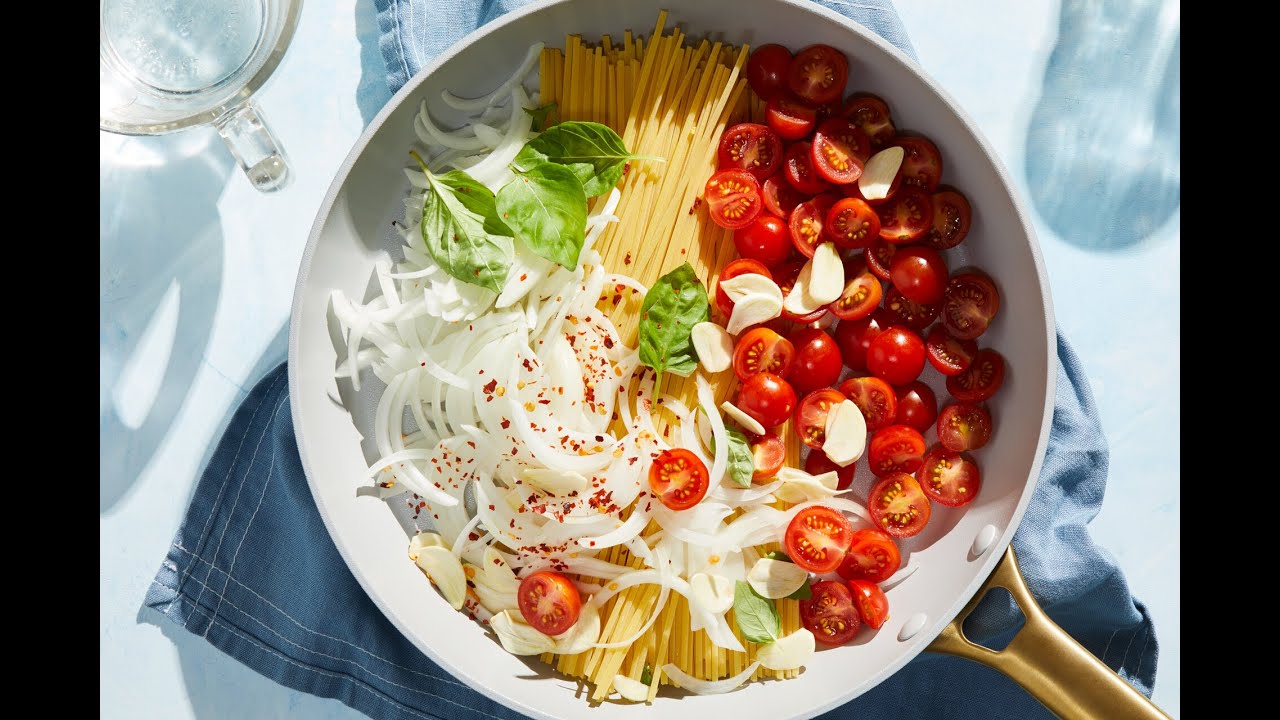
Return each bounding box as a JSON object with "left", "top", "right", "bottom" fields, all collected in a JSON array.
[{"left": 288, "top": 1, "right": 1055, "bottom": 718}]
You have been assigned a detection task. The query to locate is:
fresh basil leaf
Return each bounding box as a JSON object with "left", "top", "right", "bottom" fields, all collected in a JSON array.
[
  {"left": 733, "top": 581, "right": 780, "bottom": 644},
  {"left": 640, "top": 664, "right": 652, "bottom": 686},
  {"left": 724, "top": 428, "right": 755, "bottom": 488},
  {"left": 414, "top": 154, "right": 514, "bottom": 293},
  {"left": 786, "top": 577, "right": 813, "bottom": 601},
  {"left": 638, "top": 262, "right": 710, "bottom": 382},
  {"left": 496, "top": 162, "right": 587, "bottom": 268},
  {"left": 523, "top": 102, "right": 558, "bottom": 132},
  {"left": 515, "top": 121, "right": 662, "bottom": 197}
]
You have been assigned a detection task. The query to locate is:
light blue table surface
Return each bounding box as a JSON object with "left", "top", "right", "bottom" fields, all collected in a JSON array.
[{"left": 99, "top": 1, "right": 1179, "bottom": 717}]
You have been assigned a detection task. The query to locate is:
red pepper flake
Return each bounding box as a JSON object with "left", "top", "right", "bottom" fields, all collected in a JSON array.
[
  {"left": 500, "top": 418, "right": 511, "bottom": 429},
  {"left": 680, "top": 248, "right": 687, "bottom": 255},
  {"left": 509, "top": 519, "right": 516, "bottom": 528},
  {"left": 520, "top": 273, "right": 528, "bottom": 281},
  {"left": 482, "top": 379, "right": 497, "bottom": 395},
  {"left": 603, "top": 336, "right": 614, "bottom": 348},
  {"left": 624, "top": 252, "right": 632, "bottom": 266},
  {"left": 488, "top": 504, "right": 496, "bottom": 511},
  {"left": 466, "top": 440, "right": 477, "bottom": 449},
  {"left": 522, "top": 359, "right": 534, "bottom": 371},
  {"left": 420, "top": 361, "right": 426, "bottom": 367},
  {"left": 537, "top": 399, "right": 551, "bottom": 405}
]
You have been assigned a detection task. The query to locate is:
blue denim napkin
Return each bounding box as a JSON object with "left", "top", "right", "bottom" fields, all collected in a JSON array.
[{"left": 145, "top": 2, "right": 1158, "bottom": 718}]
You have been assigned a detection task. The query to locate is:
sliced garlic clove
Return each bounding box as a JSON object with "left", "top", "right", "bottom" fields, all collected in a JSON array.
[
  {"left": 726, "top": 293, "right": 783, "bottom": 336},
  {"left": 858, "top": 146, "right": 905, "bottom": 201},
  {"left": 823, "top": 399, "right": 868, "bottom": 467},
  {"left": 783, "top": 259, "right": 820, "bottom": 315},
  {"left": 553, "top": 599, "right": 601, "bottom": 654},
  {"left": 479, "top": 547, "right": 520, "bottom": 591},
  {"left": 408, "top": 531, "right": 447, "bottom": 561},
  {"left": 776, "top": 466, "right": 838, "bottom": 490},
  {"left": 490, "top": 610, "right": 557, "bottom": 656},
  {"left": 747, "top": 558, "right": 810, "bottom": 599},
  {"left": 756, "top": 629, "right": 816, "bottom": 670},
  {"left": 691, "top": 321, "right": 734, "bottom": 374},
  {"left": 413, "top": 545, "right": 467, "bottom": 610},
  {"left": 613, "top": 674, "right": 650, "bottom": 702},
  {"left": 806, "top": 242, "right": 844, "bottom": 305},
  {"left": 689, "top": 572, "right": 736, "bottom": 615},
  {"left": 719, "top": 401, "right": 767, "bottom": 436},
  {"left": 521, "top": 467, "right": 589, "bottom": 495},
  {"left": 774, "top": 473, "right": 843, "bottom": 503},
  {"left": 719, "top": 273, "right": 783, "bottom": 304}
]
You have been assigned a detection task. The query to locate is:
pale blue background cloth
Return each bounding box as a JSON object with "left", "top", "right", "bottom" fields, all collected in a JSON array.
[{"left": 136, "top": 2, "right": 1165, "bottom": 719}]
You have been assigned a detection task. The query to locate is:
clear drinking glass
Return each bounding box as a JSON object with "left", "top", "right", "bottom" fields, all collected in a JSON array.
[{"left": 99, "top": 0, "right": 303, "bottom": 192}]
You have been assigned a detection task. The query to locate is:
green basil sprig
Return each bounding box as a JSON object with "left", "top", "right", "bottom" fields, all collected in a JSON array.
[
  {"left": 733, "top": 580, "right": 780, "bottom": 644},
  {"left": 638, "top": 262, "right": 710, "bottom": 382},
  {"left": 716, "top": 428, "right": 755, "bottom": 488},
  {"left": 515, "top": 121, "right": 663, "bottom": 198},
  {"left": 762, "top": 551, "right": 813, "bottom": 600},
  {"left": 497, "top": 162, "right": 588, "bottom": 268},
  {"left": 411, "top": 151, "right": 513, "bottom": 293}
]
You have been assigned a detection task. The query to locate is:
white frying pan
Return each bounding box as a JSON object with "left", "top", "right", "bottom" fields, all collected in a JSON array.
[{"left": 287, "top": 1, "right": 1163, "bottom": 717}]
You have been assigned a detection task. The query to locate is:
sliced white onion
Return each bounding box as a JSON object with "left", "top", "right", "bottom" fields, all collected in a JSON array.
[{"left": 661, "top": 662, "right": 760, "bottom": 695}]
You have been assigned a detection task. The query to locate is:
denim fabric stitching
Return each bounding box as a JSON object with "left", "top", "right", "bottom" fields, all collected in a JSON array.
[
  {"left": 1100, "top": 627, "right": 1120, "bottom": 665},
  {"left": 1117, "top": 623, "right": 1143, "bottom": 672},
  {"left": 1132, "top": 625, "right": 1152, "bottom": 680},
  {"left": 391, "top": 0, "right": 411, "bottom": 90}
]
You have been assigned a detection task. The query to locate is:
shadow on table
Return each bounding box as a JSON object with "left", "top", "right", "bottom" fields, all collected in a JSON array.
[
  {"left": 100, "top": 130, "right": 230, "bottom": 515},
  {"left": 1024, "top": 0, "right": 1180, "bottom": 251},
  {"left": 356, "top": 0, "right": 394, "bottom": 127}
]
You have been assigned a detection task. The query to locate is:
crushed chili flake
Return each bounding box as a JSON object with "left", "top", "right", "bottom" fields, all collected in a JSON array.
[{"left": 500, "top": 418, "right": 511, "bottom": 429}]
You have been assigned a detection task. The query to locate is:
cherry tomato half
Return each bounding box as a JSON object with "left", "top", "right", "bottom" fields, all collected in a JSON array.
[
  {"left": 746, "top": 43, "right": 793, "bottom": 101},
  {"left": 842, "top": 93, "right": 896, "bottom": 149},
  {"left": 834, "top": 307, "right": 890, "bottom": 371},
  {"left": 838, "top": 376, "right": 897, "bottom": 432},
  {"left": 925, "top": 325, "right": 978, "bottom": 376},
  {"left": 847, "top": 579, "right": 890, "bottom": 629},
  {"left": 518, "top": 571, "right": 582, "bottom": 636},
  {"left": 925, "top": 188, "right": 972, "bottom": 250},
  {"left": 734, "top": 214, "right": 793, "bottom": 269},
  {"left": 789, "top": 192, "right": 838, "bottom": 257},
  {"left": 705, "top": 169, "right": 763, "bottom": 229},
  {"left": 837, "top": 528, "right": 901, "bottom": 583},
  {"left": 787, "top": 327, "right": 843, "bottom": 396},
  {"left": 788, "top": 44, "right": 849, "bottom": 105},
  {"left": 942, "top": 272, "right": 1000, "bottom": 340},
  {"left": 889, "top": 245, "right": 949, "bottom": 305},
  {"left": 937, "top": 402, "right": 993, "bottom": 452},
  {"left": 919, "top": 444, "right": 981, "bottom": 507},
  {"left": 829, "top": 256, "right": 882, "bottom": 320},
  {"left": 806, "top": 450, "right": 856, "bottom": 490},
  {"left": 714, "top": 258, "right": 773, "bottom": 318},
  {"left": 765, "top": 96, "right": 817, "bottom": 141},
  {"left": 877, "top": 186, "right": 934, "bottom": 243},
  {"left": 867, "top": 424, "right": 927, "bottom": 476},
  {"left": 811, "top": 119, "right": 872, "bottom": 184},
  {"left": 784, "top": 505, "right": 855, "bottom": 573},
  {"left": 795, "top": 387, "right": 847, "bottom": 449},
  {"left": 733, "top": 327, "right": 795, "bottom": 381},
  {"left": 718, "top": 123, "right": 784, "bottom": 180},
  {"left": 894, "top": 381, "right": 938, "bottom": 433},
  {"left": 751, "top": 433, "right": 787, "bottom": 481},
  {"left": 737, "top": 372, "right": 798, "bottom": 429},
  {"left": 946, "top": 349, "right": 1005, "bottom": 402},
  {"left": 883, "top": 286, "right": 940, "bottom": 331},
  {"left": 867, "top": 326, "right": 926, "bottom": 386},
  {"left": 761, "top": 176, "right": 806, "bottom": 219},
  {"left": 894, "top": 135, "right": 943, "bottom": 192},
  {"left": 868, "top": 472, "right": 932, "bottom": 537},
  {"left": 864, "top": 239, "right": 897, "bottom": 281},
  {"left": 648, "top": 448, "right": 710, "bottom": 511},
  {"left": 801, "top": 580, "right": 861, "bottom": 645},
  {"left": 784, "top": 142, "right": 834, "bottom": 195},
  {"left": 826, "top": 197, "right": 881, "bottom": 250}
]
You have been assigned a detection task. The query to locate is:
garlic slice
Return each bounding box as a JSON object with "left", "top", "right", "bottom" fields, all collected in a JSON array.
[
  {"left": 747, "top": 558, "right": 809, "bottom": 599},
  {"left": 490, "top": 610, "right": 556, "bottom": 655},
  {"left": 689, "top": 572, "right": 735, "bottom": 615},
  {"left": 719, "top": 401, "right": 767, "bottom": 436},
  {"left": 823, "top": 399, "right": 867, "bottom": 467},
  {"left": 783, "top": 260, "right": 819, "bottom": 315},
  {"left": 691, "top": 322, "right": 734, "bottom": 373},
  {"left": 858, "top": 146, "right": 905, "bottom": 201},
  {"left": 472, "top": 547, "right": 520, "bottom": 614},
  {"left": 521, "top": 467, "right": 589, "bottom": 495},
  {"left": 726, "top": 293, "right": 782, "bottom": 335},
  {"left": 773, "top": 468, "right": 844, "bottom": 503},
  {"left": 553, "top": 600, "right": 601, "bottom": 654},
  {"left": 408, "top": 531, "right": 447, "bottom": 561},
  {"left": 776, "top": 466, "right": 839, "bottom": 489},
  {"left": 806, "top": 242, "right": 844, "bottom": 305},
  {"left": 613, "top": 674, "right": 650, "bottom": 702},
  {"left": 719, "top": 273, "right": 783, "bottom": 305},
  {"left": 756, "top": 629, "right": 815, "bottom": 670},
  {"left": 413, "top": 545, "right": 467, "bottom": 609}
]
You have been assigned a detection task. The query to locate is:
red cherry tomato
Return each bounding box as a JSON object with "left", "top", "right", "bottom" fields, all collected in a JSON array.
[
  {"left": 801, "top": 580, "right": 861, "bottom": 645},
  {"left": 889, "top": 245, "right": 949, "bottom": 305},
  {"left": 946, "top": 349, "right": 1005, "bottom": 402},
  {"left": 834, "top": 308, "right": 890, "bottom": 371},
  {"left": 787, "top": 327, "right": 843, "bottom": 396},
  {"left": 825, "top": 197, "right": 881, "bottom": 250},
  {"left": 648, "top": 448, "right": 710, "bottom": 511},
  {"left": 837, "top": 528, "right": 901, "bottom": 583},
  {"left": 847, "top": 579, "right": 890, "bottom": 629},
  {"left": 883, "top": 286, "right": 940, "bottom": 330},
  {"left": 867, "top": 472, "right": 932, "bottom": 537},
  {"left": 925, "top": 188, "right": 972, "bottom": 250},
  {"left": 718, "top": 123, "right": 784, "bottom": 180},
  {"left": 788, "top": 192, "right": 838, "bottom": 257},
  {"left": 784, "top": 142, "right": 833, "bottom": 195},
  {"left": 765, "top": 96, "right": 818, "bottom": 141},
  {"left": 829, "top": 256, "right": 882, "bottom": 320},
  {"left": 867, "top": 424, "right": 927, "bottom": 476},
  {"left": 787, "top": 44, "right": 848, "bottom": 105},
  {"left": 867, "top": 326, "right": 926, "bottom": 386},
  {"left": 837, "top": 376, "right": 898, "bottom": 432},
  {"left": 894, "top": 135, "right": 943, "bottom": 192},
  {"left": 714, "top": 259, "right": 773, "bottom": 318},
  {"left": 737, "top": 372, "right": 798, "bottom": 429},
  {"left": 784, "top": 505, "right": 854, "bottom": 573},
  {"left": 805, "top": 450, "right": 856, "bottom": 490},
  {"left": 919, "top": 444, "right": 981, "bottom": 507},
  {"left": 751, "top": 433, "right": 787, "bottom": 481},
  {"left": 746, "top": 43, "right": 793, "bottom": 101},
  {"left": 794, "top": 387, "right": 846, "bottom": 449},
  {"left": 894, "top": 381, "right": 938, "bottom": 433},
  {"left": 942, "top": 272, "right": 1000, "bottom": 340},
  {"left": 734, "top": 214, "right": 793, "bottom": 269},
  {"left": 842, "top": 93, "right": 896, "bottom": 149},
  {"left": 877, "top": 186, "right": 934, "bottom": 243},
  {"left": 761, "top": 176, "right": 806, "bottom": 220},
  {"left": 704, "top": 169, "right": 763, "bottom": 229},
  {"left": 517, "top": 571, "right": 582, "bottom": 636},
  {"left": 864, "top": 239, "right": 897, "bottom": 281},
  {"left": 775, "top": 259, "right": 831, "bottom": 324},
  {"left": 733, "top": 327, "right": 795, "bottom": 381},
  {"left": 937, "top": 402, "right": 993, "bottom": 452},
  {"left": 925, "top": 325, "right": 978, "bottom": 376},
  {"left": 811, "top": 118, "right": 872, "bottom": 184}
]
